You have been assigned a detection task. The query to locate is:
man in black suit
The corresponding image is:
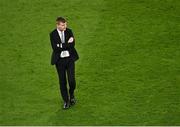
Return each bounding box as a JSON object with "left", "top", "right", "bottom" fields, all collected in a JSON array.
[{"left": 49, "top": 17, "right": 79, "bottom": 109}]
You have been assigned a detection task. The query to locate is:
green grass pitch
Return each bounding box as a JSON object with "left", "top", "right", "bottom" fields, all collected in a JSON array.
[{"left": 0, "top": 0, "right": 180, "bottom": 125}]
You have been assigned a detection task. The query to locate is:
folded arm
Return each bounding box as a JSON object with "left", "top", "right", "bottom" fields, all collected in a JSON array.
[
  {"left": 62, "top": 29, "right": 75, "bottom": 49},
  {"left": 50, "top": 33, "right": 62, "bottom": 53}
]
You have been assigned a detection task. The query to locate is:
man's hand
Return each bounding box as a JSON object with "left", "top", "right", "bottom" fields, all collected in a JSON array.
[{"left": 68, "top": 37, "right": 74, "bottom": 43}]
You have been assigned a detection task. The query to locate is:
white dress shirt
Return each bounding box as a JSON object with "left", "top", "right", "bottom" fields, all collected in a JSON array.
[
  {"left": 56, "top": 29, "right": 70, "bottom": 58},
  {"left": 57, "top": 28, "right": 65, "bottom": 43}
]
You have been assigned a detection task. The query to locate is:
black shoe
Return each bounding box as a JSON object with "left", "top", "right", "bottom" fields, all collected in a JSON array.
[
  {"left": 63, "top": 101, "right": 70, "bottom": 109},
  {"left": 70, "top": 96, "right": 76, "bottom": 106}
]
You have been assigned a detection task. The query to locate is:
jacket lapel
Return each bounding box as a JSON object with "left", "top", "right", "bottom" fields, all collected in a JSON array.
[
  {"left": 55, "top": 29, "right": 68, "bottom": 44},
  {"left": 55, "top": 29, "right": 62, "bottom": 44},
  {"left": 64, "top": 29, "right": 68, "bottom": 43}
]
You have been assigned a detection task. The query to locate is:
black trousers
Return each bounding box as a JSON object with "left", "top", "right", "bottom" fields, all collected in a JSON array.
[{"left": 55, "top": 57, "right": 76, "bottom": 102}]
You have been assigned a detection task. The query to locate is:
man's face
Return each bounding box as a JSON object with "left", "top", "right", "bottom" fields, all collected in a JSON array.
[{"left": 56, "top": 22, "right": 67, "bottom": 31}]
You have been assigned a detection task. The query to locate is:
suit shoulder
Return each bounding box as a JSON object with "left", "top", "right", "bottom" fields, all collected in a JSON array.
[
  {"left": 66, "top": 28, "right": 73, "bottom": 32},
  {"left": 49, "top": 29, "right": 57, "bottom": 35}
]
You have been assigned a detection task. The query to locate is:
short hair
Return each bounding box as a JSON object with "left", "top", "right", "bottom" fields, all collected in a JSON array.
[{"left": 56, "top": 17, "right": 66, "bottom": 23}]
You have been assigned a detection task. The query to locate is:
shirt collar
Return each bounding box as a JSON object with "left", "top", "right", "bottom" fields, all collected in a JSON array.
[
  {"left": 57, "top": 28, "right": 61, "bottom": 33},
  {"left": 57, "top": 28, "right": 64, "bottom": 34}
]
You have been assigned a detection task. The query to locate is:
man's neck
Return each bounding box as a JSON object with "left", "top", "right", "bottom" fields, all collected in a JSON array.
[
  {"left": 57, "top": 28, "right": 66, "bottom": 32},
  {"left": 57, "top": 28, "right": 62, "bottom": 32}
]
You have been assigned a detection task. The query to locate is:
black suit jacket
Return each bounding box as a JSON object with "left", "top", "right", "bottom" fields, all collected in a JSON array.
[{"left": 49, "top": 28, "right": 79, "bottom": 65}]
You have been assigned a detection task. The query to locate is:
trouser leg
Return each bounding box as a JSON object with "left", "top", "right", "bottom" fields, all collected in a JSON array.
[
  {"left": 55, "top": 59, "right": 69, "bottom": 102},
  {"left": 67, "top": 60, "right": 76, "bottom": 97}
]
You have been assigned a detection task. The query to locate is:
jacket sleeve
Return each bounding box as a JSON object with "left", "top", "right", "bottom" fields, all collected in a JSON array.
[
  {"left": 50, "top": 33, "right": 62, "bottom": 53},
  {"left": 62, "top": 29, "right": 75, "bottom": 49}
]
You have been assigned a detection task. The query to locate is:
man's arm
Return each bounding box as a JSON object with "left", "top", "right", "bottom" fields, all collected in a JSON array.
[
  {"left": 68, "top": 29, "right": 75, "bottom": 47},
  {"left": 50, "top": 33, "right": 62, "bottom": 53},
  {"left": 62, "top": 29, "right": 75, "bottom": 49}
]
